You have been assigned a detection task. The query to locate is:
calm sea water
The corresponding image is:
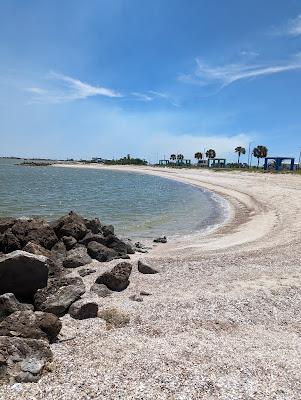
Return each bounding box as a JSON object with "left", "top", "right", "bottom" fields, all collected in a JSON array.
[{"left": 0, "top": 159, "right": 226, "bottom": 239}]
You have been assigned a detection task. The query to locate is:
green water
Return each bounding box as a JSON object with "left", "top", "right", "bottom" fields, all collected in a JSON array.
[{"left": 0, "top": 159, "right": 227, "bottom": 239}]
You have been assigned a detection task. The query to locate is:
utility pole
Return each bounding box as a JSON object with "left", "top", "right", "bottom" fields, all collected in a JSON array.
[
  {"left": 247, "top": 142, "right": 253, "bottom": 167},
  {"left": 298, "top": 148, "right": 301, "bottom": 170}
]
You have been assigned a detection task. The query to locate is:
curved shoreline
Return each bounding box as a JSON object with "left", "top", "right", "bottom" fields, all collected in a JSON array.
[{"left": 52, "top": 163, "right": 278, "bottom": 255}]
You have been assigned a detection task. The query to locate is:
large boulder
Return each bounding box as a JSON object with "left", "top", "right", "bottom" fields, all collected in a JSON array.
[
  {"left": 52, "top": 211, "right": 88, "bottom": 240},
  {"left": 90, "top": 283, "right": 112, "bottom": 298},
  {"left": 63, "top": 246, "right": 92, "bottom": 268},
  {"left": 87, "top": 241, "right": 118, "bottom": 262},
  {"left": 0, "top": 217, "right": 16, "bottom": 234},
  {"left": 11, "top": 219, "right": 58, "bottom": 249},
  {"left": 95, "top": 262, "right": 132, "bottom": 291},
  {"left": 69, "top": 299, "right": 98, "bottom": 320},
  {"left": 0, "top": 293, "right": 33, "bottom": 321},
  {"left": 0, "top": 310, "right": 61, "bottom": 343},
  {"left": 23, "top": 241, "right": 62, "bottom": 278},
  {"left": 0, "top": 251, "right": 48, "bottom": 299},
  {"left": 34, "top": 276, "right": 85, "bottom": 316},
  {"left": 0, "top": 336, "right": 52, "bottom": 384},
  {"left": 102, "top": 225, "right": 114, "bottom": 236}
]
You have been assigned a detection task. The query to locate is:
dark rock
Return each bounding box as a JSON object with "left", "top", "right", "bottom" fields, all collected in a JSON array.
[
  {"left": 52, "top": 211, "right": 88, "bottom": 240},
  {"left": 153, "top": 236, "right": 167, "bottom": 243},
  {"left": 12, "top": 219, "right": 58, "bottom": 249},
  {"left": 90, "top": 283, "right": 112, "bottom": 297},
  {"left": 0, "top": 336, "right": 52, "bottom": 384},
  {"left": 138, "top": 260, "right": 158, "bottom": 274},
  {"left": 87, "top": 241, "right": 118, "bottom": 262},
  {"left": 51, "top": 241, "right": 67, "bottom": 261},
  {"left": 85, "top": 217, "right": 102, "bottom": 234},
  {"left": 102, "top": 224, "right": 114, "bottom": 236},
  {"left": 105, "top": 234, "right": 135, "bottom": 255},
  {"left": 34, "top": 276, "right": 85, "bottom": 316},
  {"left": 23, "top": 242, "right": 62, "bottom": 278},
  {"left": 62, "top": 236, "right": 77, "bottom": 250},
  {"left": 0, "top": 310, "right": 62, "bottom": 343},
  {"left": 0, "top": 251, "right": 48, "bottom": 299},
  {"left": 0, "top": 293, "right": 33, "bottom": 321},
  {"left": 140, "top": 291, "right": 152, "bottom": 296},
  {"left": 78, "top": 267, "right": 96, "bottom": 277},
  {"left": 79, "top": 232, "right": 106, "bottom": 246},
  {"left": 0, "top": 217, "right": 16, "bottom": 234},
  {"left": 63, "top": 246, "right": 92, "bottom": 268},
  {"left": 95, "top": 262, "right": 132, "bottom": 291},
  {"left": 0, "top": 229, "right": 21, "bottom": 253},
  {"left": 69, "top": 299, "right": 98, "bottom": 320}
]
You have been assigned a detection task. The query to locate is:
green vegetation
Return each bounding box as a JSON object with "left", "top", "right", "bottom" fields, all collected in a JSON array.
[
  {"left": 234, "top": 146, "right": 246, "bottom": 164},
  {"left": 206, "top": 149, "right": 216, "bottom": 159},
  {"left": 104, "top": 154, "right": 147, "bottom": 165},
  {"left": 252, "top": 145, "right": 268, "bottom": 168}
]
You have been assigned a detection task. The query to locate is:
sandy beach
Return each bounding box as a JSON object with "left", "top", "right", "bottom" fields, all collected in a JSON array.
[{"left": 1, "top": 165, "right": 301, "bottom": 399}]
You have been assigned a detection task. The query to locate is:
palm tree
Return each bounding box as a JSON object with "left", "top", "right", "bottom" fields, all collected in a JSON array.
[
  {"left": 177, "top": 154, "right": 184, "bottom": 163},
  {"left": 252, "top": 145, "right": 268, "bottom": 168},
  {"left": 194, "top": 152, "right": 203, "bottom": 161},
  {"left": 170, "top": 154, "right": 176, "bottom": 162},
  {"left": 206, "top": 149, "right": 216, "bottom": 159},
  {"left": 235, "top": 146, "right": 246, "bottom": 165}
]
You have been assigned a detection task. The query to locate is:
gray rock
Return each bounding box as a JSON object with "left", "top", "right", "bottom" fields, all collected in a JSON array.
[
  {"left": 0, "top": 336, "right": 52, "bottom": 384},
  {"left": 62, "top": 236, "right": 77, "bottom": 250},
  {"left": 137, "top": 260, "right": 158, "bottom": 274},
  {"left": 78, "top": 267, "right": 96, "bottom": 277},
  {"left": 87, "top": 241, "right": 118, "bottom": 262},
  {"left": 69, "top": 299, "right": 98, "bottom": 319},
  {"left": 0, "top": 293, "right": 33, "bottom": 321},
  {"left": 0, "top": 310, "right": 62, "bottom": 343},
  {"left": 90, "top": 283, "right": 112, "bottom": 297},
  {"left": 0, "top": 251, "right": 48, "bottom": 299},
  {"left": 129, "top": 294, "right": 143, "bottom": 302},
  {"left": 102, "top": 224, "right": 114, "bottom": 236},
  {"left": 51, "top": 241, "right": 67, "bottom": 261},
  {"left": 95, "top": 262, "right": 132, "bottom": 291},
  {"left": 23, "top": 242, "right": 62, "bottom": 278},
  {"left": 105, "top": 235, "right": 135, "bottom": 255},
  {"left": 34, "top": 276, "right": 85, "bottom": 316},
  {"left": 63, "top": 246, "right": 92, "bottom": 268},
  {"left": 140, "top": 291, "right": 152, "bottom": 296}
]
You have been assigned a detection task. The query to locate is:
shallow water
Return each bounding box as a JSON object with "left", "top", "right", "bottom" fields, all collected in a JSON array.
[{"left": 0, "top": 159, "right": 226, "bottom": 239}]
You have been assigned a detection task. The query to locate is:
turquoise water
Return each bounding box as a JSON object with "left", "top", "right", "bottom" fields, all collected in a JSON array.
[{"left": 0, "top": 159, "right": 226, "bottom": 239}]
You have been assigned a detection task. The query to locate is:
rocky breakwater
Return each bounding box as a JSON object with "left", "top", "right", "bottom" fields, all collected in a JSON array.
[{"left": 0, "top": 211, "right": 136, "bottom": 384}]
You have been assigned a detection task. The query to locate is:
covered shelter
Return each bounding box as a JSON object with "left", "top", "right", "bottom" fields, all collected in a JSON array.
[
  {"left": 264, "top": 157, "right": 295, "bottom": 171},
  {"left": 159, "top": 160, "right": 170, "bottom": 165},
  {"left": 208, "top": 158, "right": 226, "bottom": 168}
]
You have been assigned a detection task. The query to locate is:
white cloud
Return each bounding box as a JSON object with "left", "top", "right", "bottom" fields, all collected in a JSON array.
[
  {"left": 131, "top": 92, "right": 153, "bottom": 101},
  {"left": 286, "top": 14, "right": 301, "bottom": 36},
  {"left": 26, "top": 71, "right": 122, "bottom": 103},
  {"left": 179, "top": 55, "right": 301, "bottom": 90},
  {"left": 131, "top": 90, "right": 180, "bottom": 106}
]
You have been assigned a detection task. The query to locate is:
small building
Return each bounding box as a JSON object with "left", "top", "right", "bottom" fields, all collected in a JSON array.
[
  {"left": 208, "top": 158, "right": 226, "bottom": 168},
  {"left": 159, "top": 160, "right": 170, "bottom": 165},
  {"left": 264, "top": 157, "right": 295, "bottom": 171},
  {"left": 91, "top": 157, "right": 104, "bottom": 163},
  {"left": 197, "top": 159, "right": 208, "bottom": 167}
]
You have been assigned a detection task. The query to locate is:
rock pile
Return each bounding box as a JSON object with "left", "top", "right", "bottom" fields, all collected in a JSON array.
[{"left": 0, "top": 211, "right": 136, "bottom": 384}]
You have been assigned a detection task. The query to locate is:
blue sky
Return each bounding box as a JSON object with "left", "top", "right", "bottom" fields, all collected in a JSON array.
[{"left": 0, "top": 0, "right": 301, "bottom": 163}]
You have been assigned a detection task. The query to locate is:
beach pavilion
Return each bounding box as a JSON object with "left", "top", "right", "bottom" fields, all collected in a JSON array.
[{"left": 264, "top": 157, "right": 295, "bottom": 171}]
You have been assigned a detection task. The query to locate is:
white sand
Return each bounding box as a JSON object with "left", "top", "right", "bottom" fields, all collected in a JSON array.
[{"left": 1, "top": 165, "right": 301, "bottom": 399}]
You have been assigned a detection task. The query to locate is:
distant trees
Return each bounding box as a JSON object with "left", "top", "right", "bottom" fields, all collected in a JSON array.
[
  {"left": 177, "top": 154, "right": 184, "bottom": 161},
  {"left": 235, "top": 146, "right": 246, "bottom": 164},
  {"left": 206, "top": 149, "right": 216, "bottom": 159},
  {"left": 170, "top": 154, "right": 176, "bottom": 161},
  {"left": 194, "top": 152, "right": 203, "bottom": 161},
  {"left": 252, "top": 145, "right": 268, "bottom": 168},
  {"left": 104, "top": 155, "right": 147, "bottom": 165}
]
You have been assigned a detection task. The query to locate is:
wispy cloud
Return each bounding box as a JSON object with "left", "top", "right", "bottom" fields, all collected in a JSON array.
[
  {"left": 26, "top": 71, "right": 122, "bottom": 104},
  {"left": 179, "top": 54, "right": 301, "bottom": 90},
  {"left": 270, "top": 14, "right": 301, "bottom": 37},
  {"left": 132, "top": 90, "right": 180, "bottom": 106}
]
